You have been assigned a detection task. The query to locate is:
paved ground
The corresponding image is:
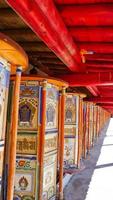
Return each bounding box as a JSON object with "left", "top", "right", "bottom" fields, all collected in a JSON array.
[{"left": 64, "top": 119, "right": 113, "bottom": 200}]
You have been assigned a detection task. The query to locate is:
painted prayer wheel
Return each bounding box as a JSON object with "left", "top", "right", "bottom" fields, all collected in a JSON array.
[
  {"left": 0, "top": 33, "right": 28, "bottom": 200},
  {"left": 7, "top": 76, "right": 67, "bottom": 200},
  {"left": 64, "top": 93, "right": 86, "bottom": 169},
  {"left": 0, "top": 57, "right": 10, "bottom": 197}
]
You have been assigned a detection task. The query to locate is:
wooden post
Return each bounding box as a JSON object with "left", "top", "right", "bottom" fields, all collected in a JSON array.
[
  {"left": 87, "top": 103, "right": 91, "bottom": 152},
  {"left": 83, "top": 102, "right": 87, "bottom": 159},
  {"left": 38, "top": 80, "right": 47, "bottom": 200},
  {"left": 59, "top": 87, "right": 65, "bottom": 200},
  {"left": 57, "top": 94, "right": 61, "bottom": 168},
  {"left": 7, "top": 67, "right": 22, "bottom": 200},
  {"left": 77, "top": 96, "right": 82, "bottom": 168}
]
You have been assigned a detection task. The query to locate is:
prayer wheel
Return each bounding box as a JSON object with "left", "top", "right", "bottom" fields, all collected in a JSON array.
[
  {"left": 64, "top": 93, "right": 86, "bottom": 170},
  {"left": 7, "top": 76, "right": 68, "bottom": 200},
  {"left": 0, "top": 32, "right": 28, "bottom": 200}
]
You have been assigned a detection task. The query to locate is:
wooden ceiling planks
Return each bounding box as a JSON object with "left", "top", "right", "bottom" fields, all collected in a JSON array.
[{"left": 0, "top": 1, "right": 70, "bottom": 76}]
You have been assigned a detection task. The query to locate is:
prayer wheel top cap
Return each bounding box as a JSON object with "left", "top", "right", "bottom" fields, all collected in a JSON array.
[
  {"left": 0, "top": 32, "right": 28, "bottom": 74},
  {"left": 11, "top": 75, "right": 68, "bottom": 88},
  {"left": 79, "top": 93, "right": 87, "bottom": 98},
  {"left": 66, "top": 92, "right": 87, "bottom": 98}
]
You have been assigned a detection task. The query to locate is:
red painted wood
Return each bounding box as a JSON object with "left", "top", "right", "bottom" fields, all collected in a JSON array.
[
  {"left": 84, "top": 97, "right": 113, "bottom": 103},
  {"left": 35, "top": 0, "right": 81, "bottom": 64},
  {"left": 59, "top": 4, "right": 113, "bottom": 26},
  {"left": 55, "top": 0, "right": 113, "bottom": 4},
  {"left": 86, "top": 54, "right": 113, "bottom": 62},
  {"left": 78, "top": 42, "right": 113, "bottom": 54},
  {"left": 59, "top": 72, "right": 113, "bottom": 86},
  {"left": 69, "top": 27, "right": 113, "bottom": 42},
  {"left": 86, "top": 86, "right": 100, "bottom": 96}
]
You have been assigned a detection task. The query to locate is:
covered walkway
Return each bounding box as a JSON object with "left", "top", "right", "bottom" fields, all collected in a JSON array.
[{"left": 64, "top": 118, "right": 113, "bottom": 200}]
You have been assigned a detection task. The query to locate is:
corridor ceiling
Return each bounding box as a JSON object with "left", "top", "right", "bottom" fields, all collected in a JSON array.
[{"left": 1, "top": 0, "right": 113, "bottom": 113}]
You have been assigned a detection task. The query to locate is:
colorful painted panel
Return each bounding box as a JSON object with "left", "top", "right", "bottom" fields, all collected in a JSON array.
[
  {"left": 65, "top": 95, "right": 76, "bottom": 124},
  {"left": 0, "top": 58, "right": 10, "bottom": 194},
  {"left": 64, "top": 94, "right": 79, "bottom": 167},
  {"left": 46, "top": 84, "right": 58, "bottom": 131},
  {"left": 16, "top": 155, "right": 37, "bottom": 170},
  {"left": 43, "top": 153, "right": 57, "bottom": 200},
  {"left": 45, "top": 133, "right": 57, "bottom": 154},
  {"left": 14, "top": 156, "right": 37, "bottom": 199},
  {"left": 18, "top": 81, "right": 39, "bottom": 131},
  {"left": 64, "top": 125, "right": 76, "bottom": 137},
  {"left": 17, "top": 133, "right": 37, "bottom": 155},
  {"left": 14, "top": 169, "right": 36, "bottom": 199},
  {"left": 64, "top": 138, "right": 75, "bottom": 166}
]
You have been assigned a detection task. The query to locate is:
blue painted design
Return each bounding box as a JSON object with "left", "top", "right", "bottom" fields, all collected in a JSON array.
[
  {"left": 0, "top": 63, "right": 10, "bottom": 88},
  {"left": 13, "top": 195, "right": 21, "bottom": 200},
  {"left": 20, "top": 84, "right": 39, "bottom": 98},
  {"left": 47, "top": 87, "right": 58, "bottom": 101},
  {"left": 65, "top": 135, "right": 76, "bottom": 138},
  {"left": 45, "top": 129, "right": 58, "bottom": 134},
  {"left": 16, "top": 156, "right": 36, "bottom": 160},
  {"left": 19, "top": 104, "right": 31, "bottom": 123}
]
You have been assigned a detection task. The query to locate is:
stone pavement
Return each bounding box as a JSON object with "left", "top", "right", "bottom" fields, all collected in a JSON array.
[{"left": 64, "top": 119, "right": 113, "bottom": 200}]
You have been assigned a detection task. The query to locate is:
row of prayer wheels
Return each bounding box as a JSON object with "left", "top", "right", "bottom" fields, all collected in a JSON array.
[{"left": 0, "top": 33, "right": 111, "bottom": 200}]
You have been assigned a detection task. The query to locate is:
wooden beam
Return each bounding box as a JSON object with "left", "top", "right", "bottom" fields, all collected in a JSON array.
[
  {"left": 29, "top": 57, "right": 64, "bottom": 65},
  {"left": 0, "top": 8, "right": 26, "bottom": 29},
  {"left": 0, "top": 0, "right": 9, "bottom": 8},
  {"left": 1, "top": 29, "right": 41, "bottom": 42},
  {"left": 32, "top": 61, "right": 53, "bottom": 76},
  {"left": 19, "top": 42, "right": 51, "bottom": 52},
  {"left": 42, "top": 63, "right": 66, "bottom": 69},
  {"left": 28, "top": 51, "right": 57, "bottom": 58}
]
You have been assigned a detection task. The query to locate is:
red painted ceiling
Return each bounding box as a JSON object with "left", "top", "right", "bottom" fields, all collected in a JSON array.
[{"left": 5, "top": 0, "right": 113, "bottom": 113}]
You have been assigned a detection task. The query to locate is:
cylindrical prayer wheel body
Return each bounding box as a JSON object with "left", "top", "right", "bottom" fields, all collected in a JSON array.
[{"left": 7, "top": 76, "right": 67, "bottom": 200}]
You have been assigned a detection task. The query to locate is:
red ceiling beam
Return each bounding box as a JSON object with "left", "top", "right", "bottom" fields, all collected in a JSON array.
[
  {"left": 86, "top": 86, "right": 100, "bottom": 96},
  {"left": 78, "top": 42, "right": 113, "bottom": 54},
  {"left": 84, "top": 97, "right": 113, "bottom": 103},
  {"left": 59, "top": 4, "right": 113, "bottom": 26},
  {"left": 59, "top": 72, "right": 113, "bottom": 86},
  {"left": 97, "top": 103, "right": 113, "bottom": 107},
  {"left": 35, "top": 0, "right": 81, "bottom": 64},
  {"left": 56, "top": 0, "right": 113, "bottom": 4},
  {"left": 86, "top": 54, "right": 113, "bottom": 62},
  {"left": 86, "top": 62, "right": 113, "bottom": 68},
  {"left": 69, "top": 27, "right": 113, "bottom": 42},
  {"left": 87, "top": 68, "right": 113, "bottom": 73},
  {"left": 6, "top": 0, "right": 83, "bottom": 72}
]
